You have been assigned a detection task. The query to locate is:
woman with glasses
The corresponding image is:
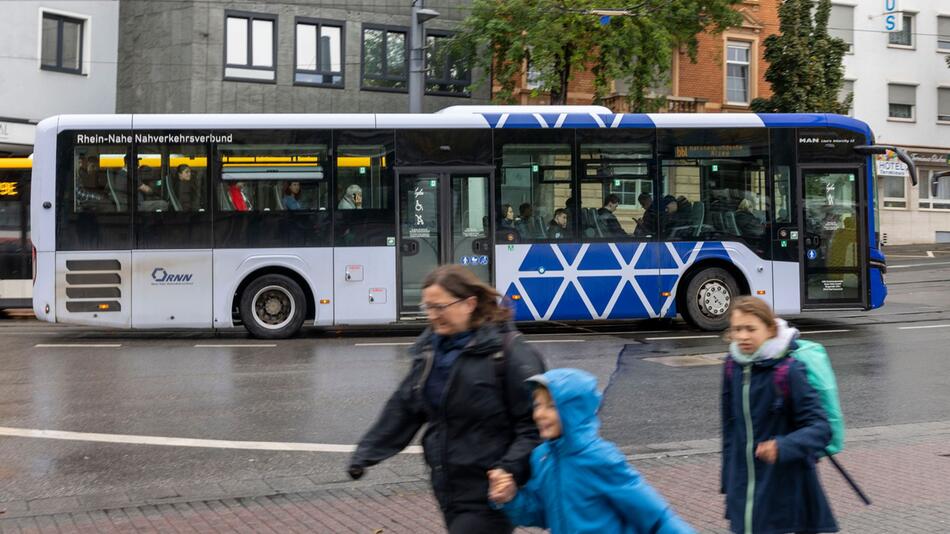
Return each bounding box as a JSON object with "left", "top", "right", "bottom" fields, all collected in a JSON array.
[{"left": 348, "top": 264, "right": 545, "bottom": 534}]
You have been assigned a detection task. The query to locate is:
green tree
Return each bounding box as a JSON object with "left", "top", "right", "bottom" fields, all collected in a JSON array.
[
  {"left": 751, "top": 0, "right": 850, "bottom": 113},
  {"left": 452, "top": 0, "right": 742, "bottom": 110}
]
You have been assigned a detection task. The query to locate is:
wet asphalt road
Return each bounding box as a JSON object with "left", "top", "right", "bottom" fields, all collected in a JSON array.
[{"left": 0, "top": 250, "right": 948, "bottom": 503}]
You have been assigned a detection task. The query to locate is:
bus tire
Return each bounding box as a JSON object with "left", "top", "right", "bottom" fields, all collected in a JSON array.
[
  {"left": 682, "top": 267, "right": 739, "bottom": 331},
  {"left": 239, "top": 274, "right": 307, "bottom": 339}
]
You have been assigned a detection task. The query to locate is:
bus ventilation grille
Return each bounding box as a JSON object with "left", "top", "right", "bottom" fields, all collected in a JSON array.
[{"left": 64, "top": 259, "right": 122, "bottom": 312}]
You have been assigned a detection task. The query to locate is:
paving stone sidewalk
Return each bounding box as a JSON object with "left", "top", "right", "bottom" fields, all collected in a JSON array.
[{"left": 1, "top": 421, "right": 948, "bottom": 533}]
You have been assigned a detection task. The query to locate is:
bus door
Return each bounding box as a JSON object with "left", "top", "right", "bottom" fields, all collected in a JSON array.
[
  {"left": 396, "top": 169, "right": 492, "bottom": 314},
  {"left": 799, "top": 166, "right": 867, "bottom": 309}
]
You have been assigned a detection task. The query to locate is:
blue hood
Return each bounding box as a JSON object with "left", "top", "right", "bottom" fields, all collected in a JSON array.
[{"left": 531, "top": 368, "right": 601, "bottom": 453}]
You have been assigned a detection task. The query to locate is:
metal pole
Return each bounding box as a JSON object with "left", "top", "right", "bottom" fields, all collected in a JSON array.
[{"left": 409, "top": 1, "right": 425, "bottom": 113}]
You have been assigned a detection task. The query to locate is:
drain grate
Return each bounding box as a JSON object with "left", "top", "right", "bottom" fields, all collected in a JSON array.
[{"left": 644, "top": 353, "right": 725, "bottom": 367}]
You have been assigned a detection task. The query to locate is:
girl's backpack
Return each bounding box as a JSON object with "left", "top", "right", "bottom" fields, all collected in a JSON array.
[{"left": 773, "top": 340, "right": 845, "bottom": 455}]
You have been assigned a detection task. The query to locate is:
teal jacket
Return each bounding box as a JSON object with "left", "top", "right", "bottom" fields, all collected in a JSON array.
[{"left": 501, "top": 368, "right": 695, "bottom": 534}]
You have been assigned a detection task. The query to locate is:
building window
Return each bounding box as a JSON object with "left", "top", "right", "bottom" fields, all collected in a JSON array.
[
  {"left": 525, "top": 56, "right": 542, "bottom": 90},
  {"left": 920, "top": 169, "right": 950, "bottom": 210},
  {"left": 295, "top": 18, "right": 344, "bottom": 87},
  {"left": 881, "top": 175, "right": 907, "bottom": 209},
  {"left": 888, "top": 14, "right": 914, "bottom": 48},
  {"left": 362, "top": 26, "right": 408, "bottom": 91},
  {"left": 224, "top": 11, "right": 276, "bottom": 82},
  {"left": 939, "top": 88, "right": 950, "bottom": 122},
  {"left": 939, "top": 16, "right": 950, "bottom": 52},
  {"left": 425, "top": 31, "right": 470, "bottom": 96},
  {"left": 839, "top": 80, "right": 854, "bottom": 116},
  {"left": 726, "top": 41, "right": 751, "bottom": 105},
  {"left": 41, "top": 13, "right": 84, "bottom": 74},
  {"left": 829, "top": 4, "right": 854, "bottom": 52},
  {"left": 888, "top": 84, "right": 916, "bottom": 120}
]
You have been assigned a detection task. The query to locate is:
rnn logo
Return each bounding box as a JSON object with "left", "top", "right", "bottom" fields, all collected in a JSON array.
[{"left": 151, "top": 267, "right": 193, "bottom": 283}]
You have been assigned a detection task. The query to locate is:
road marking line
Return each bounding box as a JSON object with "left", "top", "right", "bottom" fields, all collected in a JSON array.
[
  {"left": 34, "top": 343, "right": 122, "bottom": 348},
  {"left": 898, "top": 324, "right": 950, "bottom": 330},
  {"left": 525, "top": 339, "right": 585, "bottom": 344},
  {"left": 644, "top": 335, "right": 719, "bottom": 341},
  {"left": 0, "top": 426, "right": 423, "bottom": 454},
  {"left": 928, "top": 251, "right": 936, "bottom": 258},
  {"left": 194, "top": 344, "right": 277, "bottom": 348},
  {"left": 890, "top": 261, "right": 950, "bottom": 269},
  {"left": 800, "top": 329, "right": 852, "bottom": 334},
  {"left": 354, "top": 342, "right": 414, "bottom": 347}
]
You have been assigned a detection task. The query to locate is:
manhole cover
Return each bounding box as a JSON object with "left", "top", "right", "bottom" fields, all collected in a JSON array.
[{"left": 644, "top": 353, "right": 725, "bottom": 367}]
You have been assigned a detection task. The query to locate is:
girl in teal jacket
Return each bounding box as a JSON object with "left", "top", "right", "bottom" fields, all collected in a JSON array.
[{"left": 489, "top": 368, "right": 694, "bottom": 534}]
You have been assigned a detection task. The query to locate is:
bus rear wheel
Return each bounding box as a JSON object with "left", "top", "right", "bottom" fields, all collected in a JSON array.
[
  {"left": 682, "top": 267, "right": 739, "bottom": 332},
  {"left": 239, "top": 274, "right": 307, "bottom": 339}
]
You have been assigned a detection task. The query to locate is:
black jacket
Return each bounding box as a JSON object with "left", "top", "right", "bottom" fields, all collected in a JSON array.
[{"left": 349, "top": 323, "right": 545, "bottom": 513}]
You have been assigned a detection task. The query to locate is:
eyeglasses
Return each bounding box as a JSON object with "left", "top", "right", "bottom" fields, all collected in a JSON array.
[{"left": 419, "top": 298, "right": 465, "bottom": 314}]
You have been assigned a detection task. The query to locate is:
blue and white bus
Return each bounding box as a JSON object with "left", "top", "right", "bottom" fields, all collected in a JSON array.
[{"left": 30, "top": 107, "right": 915, "bottom": 338}]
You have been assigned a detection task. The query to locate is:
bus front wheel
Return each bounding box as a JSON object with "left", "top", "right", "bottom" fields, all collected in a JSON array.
[
  {"left": 239, "top": 274, "right": 307, "bottom": 339},
  {"left": 682, "top": 267, "right": 739, "bottom": 332}
]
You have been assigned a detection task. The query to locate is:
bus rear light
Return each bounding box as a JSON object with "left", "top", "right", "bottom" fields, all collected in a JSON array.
[
  {"left": 319, "top": 299, "right": 330, "bottom": 304},
  {"left": 32, "top": 246, "right": 36, "bottom": 285},
  {"left": 511, "top": 295, "right": 521, "bottom": 300},
  {"left": 661, "top": 291, "right": 671, "bottom": 297},
  {"left": 757, "top": 290, "right": 767, "bottom": 295},
  {"left": 98, "top": 303, "right": 110, "bottom": 310}
]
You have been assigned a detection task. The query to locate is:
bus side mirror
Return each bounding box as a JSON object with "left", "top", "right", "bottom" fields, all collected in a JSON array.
[{"left": 855, "top": 145, "right": 918, "bottom": 186}]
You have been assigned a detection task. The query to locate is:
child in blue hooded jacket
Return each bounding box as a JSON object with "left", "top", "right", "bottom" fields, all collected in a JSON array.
[{"left": 488, "top": 368, "right": 694, "bottom": 534}]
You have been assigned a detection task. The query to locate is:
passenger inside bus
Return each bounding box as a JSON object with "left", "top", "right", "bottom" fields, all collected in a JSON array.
[
  {"left": 74, "top": 156, "right": 110, "bottom": 210},
  {"left": 173, "top": 164, "right": 202, "bottom": 212},
  {"left": 283, "top": 181, "right": 303, "bottom": 210},
  {"left": 136, "top": 165, "right": 168, "bottom": 211},
  {"left": 498, "top": 203, "right": 516, "bottom": 231},
  {"left": 228, "top": 181, "right": 252, "bottom": 211},
  {"left": 338, "top": 184, "right": 363, "bottom": 209},
  {"left": 734, "top": 198, "right": 764, "bottom": 238},
  {"left": 596, "top": 194, "right": 626, "bottom": 237},
  {"left": 547, "top": 209, "right": 570, "bottom": 239}
]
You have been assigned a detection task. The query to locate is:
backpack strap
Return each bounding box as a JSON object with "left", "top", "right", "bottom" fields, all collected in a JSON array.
[
  {"left": 773, "top": 357, "right": 793, "bottom": 400},
  {"left": 725, "top": 357, "right": 735, "bottom": 380}
]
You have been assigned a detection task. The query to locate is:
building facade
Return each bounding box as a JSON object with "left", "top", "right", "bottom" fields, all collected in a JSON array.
[
  {"left": 832, "top": 0, "right": 950, "bottom": 244},
  {"left": 0, "top": 1, "right": 119, "bottom": 155},
  {"left": 116, "top": 0, "right": 490, "bottom": 114}
]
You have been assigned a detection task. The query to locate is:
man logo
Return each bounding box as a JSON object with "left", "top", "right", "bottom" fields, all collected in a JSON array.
[{"left": 151, "top": 267, "right": 193, "bottom": 284}]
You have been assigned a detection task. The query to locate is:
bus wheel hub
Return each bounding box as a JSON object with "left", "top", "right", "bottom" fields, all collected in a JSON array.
[{"left": 699, "top": 280, "right": 730, "bottom": 317}]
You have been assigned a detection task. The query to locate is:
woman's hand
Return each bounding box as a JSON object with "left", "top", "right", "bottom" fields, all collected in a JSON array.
[
  {"left": 755, "top": 440, "right": 779, "bottom": 464},
  {"left": 487, "top": 468, "right": 517, "bottom": 504}
]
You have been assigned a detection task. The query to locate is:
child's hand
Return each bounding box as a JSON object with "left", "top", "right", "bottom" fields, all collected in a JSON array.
[
  {"left": 487, "top": 468, "right": 517, "bottom": 504},
  {"left": 755, "top": 440, "right": 779, "bottom": 464}
]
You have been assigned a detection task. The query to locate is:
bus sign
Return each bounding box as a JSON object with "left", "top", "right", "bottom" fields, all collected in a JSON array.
[{"left": 0, "top": 181, "right": 18, "bottom": 198}]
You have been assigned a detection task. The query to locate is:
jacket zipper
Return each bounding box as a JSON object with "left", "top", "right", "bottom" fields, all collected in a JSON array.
[{"left": 742, "top": 365, "right": 755, "bottom": 534}]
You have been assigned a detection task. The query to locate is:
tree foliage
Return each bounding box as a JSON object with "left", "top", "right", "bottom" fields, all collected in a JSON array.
[
  {"left": 751, "top": 0, "right": 850, "bottom": 113},
  {"left": 451, "top": 0, "right": 742, "bottom": 110}
]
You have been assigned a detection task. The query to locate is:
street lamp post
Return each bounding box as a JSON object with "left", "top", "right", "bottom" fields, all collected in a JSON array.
[{"left": 409, "top": 1, "right": 439, "bottom": 113}]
